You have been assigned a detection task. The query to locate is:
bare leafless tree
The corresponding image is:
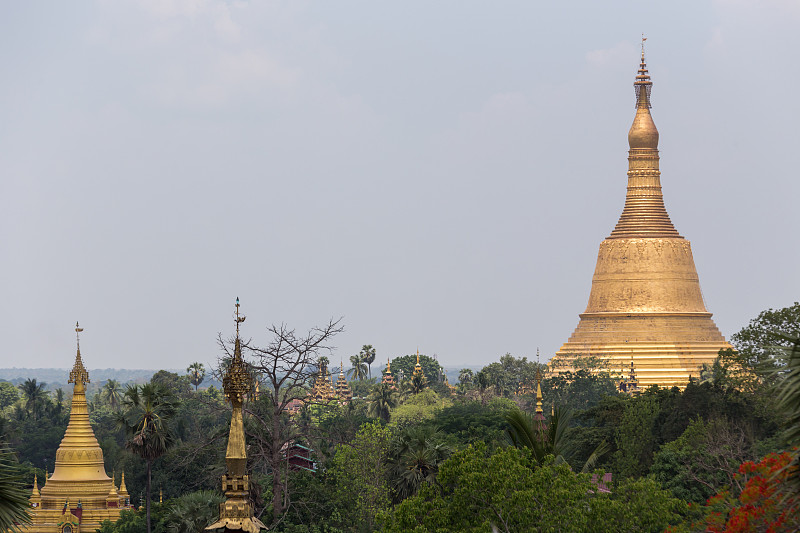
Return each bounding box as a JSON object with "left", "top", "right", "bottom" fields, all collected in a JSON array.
[{"left": 218, "top": 318, "right": 344, "bottom": 524}]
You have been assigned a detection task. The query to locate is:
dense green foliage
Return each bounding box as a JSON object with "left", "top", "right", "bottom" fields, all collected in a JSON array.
[
  {"left": 3, "top": 303, "right": 800, "bottom": 531},
  {"left": 0, "top": 444, "right": 31, "bottom": 531}
]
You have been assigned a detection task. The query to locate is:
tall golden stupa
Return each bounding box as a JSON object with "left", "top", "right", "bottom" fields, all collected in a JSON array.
[
  {"left": 24, "top": 323, "right": 126, "bottom": 533},
  {"left": 551, "top": 46, "right": 731, "bottom": 389}
]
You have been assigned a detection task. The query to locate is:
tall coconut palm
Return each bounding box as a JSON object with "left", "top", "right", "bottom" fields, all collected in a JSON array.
[
  {"left": 50, "top": 388, "right": 66, "bottom": 417},
  {"left": 770, "top": 333, "right": 800, "bottom": 496},
  {"left": 360, "top": 345, "right": 377, "bottom": 379},
  {"left": 348, "top": 354, "right": 368, "bottom": 381},
  {"left": 506, "top": 407, "right": 609, "bottom": 473},
  {"left": 19, "top": 379, "right": 48, "bottom": 420},
  {"left": 186, "top": 363, "right": 206, "bottom": 392},
  {"left": 102, "top": 379, "right": 122, "bottom": 410},
  {"left": 367, "top": 384, "right": 398, "bottom": 423},
  {"left": 458, "top": 368, "right": 474, "bottom": 386},
  {"left": 165, "top": 490, "right": 224, "bottom": 533},
  {"left": 410, "top": 373, "right": 428, "bottom": 395},
  {"left": 115, "top": 383, "right": 179, "bottom": 533},
  {"left": 388, "top": 426, "right": 451, "bottom": 502},
  {"left": 0, "top": 445, "right": 31, "bottom": 531}
]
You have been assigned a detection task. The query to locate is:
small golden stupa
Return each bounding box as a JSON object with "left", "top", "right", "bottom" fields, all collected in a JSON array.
[
  {"left": 23, "top": 323, "right": 125, "bottom": 533},
  {"left": 552, "top": 43, "right": 731, "bottom": 388},
  {"left": 207, "top": 298, "right": 266, "bottom": 533},
  {"left": 533, "top": 369, "right": 545, "bottom": 423}
]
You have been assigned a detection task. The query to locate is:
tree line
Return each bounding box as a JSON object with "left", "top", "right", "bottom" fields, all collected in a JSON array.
[{"left": 0, "top": 303, "right": 798, "bottom": 532}]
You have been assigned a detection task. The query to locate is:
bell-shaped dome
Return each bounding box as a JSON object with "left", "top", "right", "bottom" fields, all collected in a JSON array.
[{"left": 628, "top": 107, "right": 659, "bottom": 149}]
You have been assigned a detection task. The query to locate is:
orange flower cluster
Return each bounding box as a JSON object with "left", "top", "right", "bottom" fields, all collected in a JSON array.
[{"left": 692, "top": 451, "right": 798, "bottom": 533}]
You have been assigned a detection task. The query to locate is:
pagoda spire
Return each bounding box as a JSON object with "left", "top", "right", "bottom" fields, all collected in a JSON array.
[
  {"left": 609, "top": 40, "right": 680, "bottom": 239},
  {"left": 47, "top": 323, "right": 110, "bottom": 484},
  {"left": 207, "top": 298, "right": 266, "bottom": 533},
  {"left": 31, "top": 475, "right": 41, "bottom": 507},
  {"left": 534, "top": 349, "right": 545, "bottom": 421}
]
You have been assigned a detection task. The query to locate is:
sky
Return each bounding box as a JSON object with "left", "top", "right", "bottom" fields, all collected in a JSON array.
[{"left": 1, "top": 1, "right": 799, "bottom": 371}]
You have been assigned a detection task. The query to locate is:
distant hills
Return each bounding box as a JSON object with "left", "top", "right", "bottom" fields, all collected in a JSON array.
[{"left": 0, "top": 364, "right": 483, "bottom": 390}]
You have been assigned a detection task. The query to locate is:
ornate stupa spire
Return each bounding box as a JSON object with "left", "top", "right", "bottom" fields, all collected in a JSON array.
[
  {"left": 381, "top": 358, "right": 395, "bottom": 387},
  {"left": 413, "top": 349, "right": 424, "bottom": 379},
  {"left": 335, "top": 360, "right": 353, "bottom": 403},
  {"left": 30, "top": 475, "right": 41, "bottom": 508},
  {"left": 609, "top": 40, "right": 679, "bottom": 239},
  {"left": 207, "top": 298, "right": 266, "bottom": 533},
  {"left": 118, "top": 471, "right": 130, "bottom": 508},
  {"left": 552, "top": 43, "right": 731, "bottom": 388},
  {"left": 48, "top": 323, "right": 109, "bottom": 483},
  {"left": 533, "top": 370, "right": 544, "bottom": 420},
  {"left": 534, "top": 349, "right": 545, "bottom": 421},
  {"left": 27, "top": 323, "right": 122, "bottom": 532}
]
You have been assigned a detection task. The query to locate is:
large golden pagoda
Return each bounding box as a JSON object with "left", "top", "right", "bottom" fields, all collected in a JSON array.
[
  {"left": 24, "top": 323, "right": 125, "bottom": 533},
  {"left": 551, "top": 47, "right": 731, "bottom": 389},
  {"left": 207, "top": 299, "right": 266, "bottom": 533}
]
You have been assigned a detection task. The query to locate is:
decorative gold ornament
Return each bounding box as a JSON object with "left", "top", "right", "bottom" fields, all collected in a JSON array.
[
  {"left": 22, "top": 324, "right": 122, "bottom": 532},
  {"left": 381, "top": 358, "right": 396, "bottom": 387},
  {"left": 207, "top": 299, "right": 266, "bottom": 533}
]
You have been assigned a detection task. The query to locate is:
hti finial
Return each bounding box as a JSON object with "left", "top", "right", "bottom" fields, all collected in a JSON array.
[
  {"left": 75, "top": 322, "right": 84, "bottom": 352},
  {"left": 69, "top": 322, "right": 90, "bottom": 386},
  {"left": 634, "top": 38, "right": 652, "bottom": 109},
  {"left": 234, "top": 297, "right": 246, "bottom": 337}
]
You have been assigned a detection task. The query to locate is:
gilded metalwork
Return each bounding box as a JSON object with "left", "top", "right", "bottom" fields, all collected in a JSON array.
[
  {"left": 335, "top": 361, "right": 353, "bottom": 403},
  {"left": 22, "top": 325, "right": 126, "bottom": 533},
  {"left": 551, "top": 50, "right": 731, "bottom": 389},
  {"left": 207, "top": 299, "right": 266, "bottom": 533},
  {"left": 412, "top": 349, "right": 425, "bottom": 379},
  {"left": 68, "top": 323, "right": 89, "bottom": 387},
  {"left": 381, "top": 358, "right": 396, "bottom": 387}
]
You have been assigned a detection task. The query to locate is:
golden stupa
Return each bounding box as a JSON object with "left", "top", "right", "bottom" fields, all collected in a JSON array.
[
  {"left": 551, "top": 46, "right": 731, "bottom": 389},
  {"left": 24, "top": 323, "right": 126, "bottom": 533},
  {"left": 207, "top": 298, "right": 267, "bottom": 533}
]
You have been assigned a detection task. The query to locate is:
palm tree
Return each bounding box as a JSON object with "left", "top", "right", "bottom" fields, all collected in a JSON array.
[
  {"left": 186, "top": 363, "right": 206, "bottom": 392},
  {"left": 388, "top": 426, "right": 451, "bottom": 502},
  {"left": 165, "top": 490, "right": 224, "bottom": 533},
  {"left": 410, "top": 373, "right": 428, "bottom": 394},
  {"left": 115, "top": 383, "right": 179, "bottom": 533},
  {"left": 0, "top": 445, "right": 31, "bottom": 531},
  {"left": 102, "top": 379, "right": 122, "bottom": 410},
  {"left": 367, "top": 384, "right": 398, "bottom": 423},
  {"left": 348, "top": 354, "right": 368, "bottom": 381},
  {"left": 19, "top": 379, "right": 48, "bottom": 420},
  {"left": 458, "top": 368, "right": 474, "bottom": 386},
  {"left": 360, "top": 345, "right": 377, "bottom": 379},
  {"left": 770, "top": 333, "right": 800, "bottom": 496},
  {"left": 506, "top": 407, "right": 609, "bottom": 473},
  {"left": 49, "top": 388, "right": 66, "bottom": 417}
]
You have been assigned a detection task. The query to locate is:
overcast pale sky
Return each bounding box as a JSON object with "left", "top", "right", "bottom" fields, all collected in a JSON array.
[{"left": 1, "top": 1, "right": 798, "bottom": 371}]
